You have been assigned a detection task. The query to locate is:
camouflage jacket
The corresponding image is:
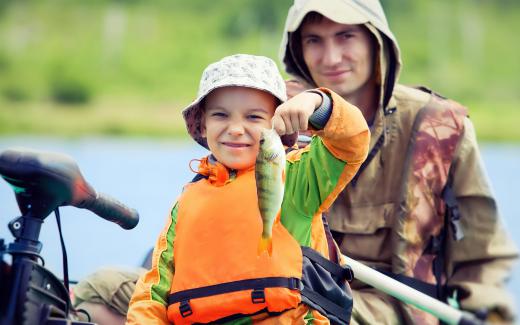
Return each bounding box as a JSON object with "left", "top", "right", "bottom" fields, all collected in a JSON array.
[{"left": 328, "top": 84, "right": 518, "bottom": 324}]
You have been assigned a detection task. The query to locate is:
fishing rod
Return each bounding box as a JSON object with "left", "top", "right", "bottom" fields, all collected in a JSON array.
[{"left": 342, "top": 255, "right": 485, "bottom": 325}]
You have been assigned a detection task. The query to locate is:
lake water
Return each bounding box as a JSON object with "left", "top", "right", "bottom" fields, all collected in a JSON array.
[{"left": 0, "top": 136, "right": 518, "bottom": 313}]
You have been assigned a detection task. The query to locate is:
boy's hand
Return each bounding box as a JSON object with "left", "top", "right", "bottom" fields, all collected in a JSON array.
[{"left": 272, "top": 91, "right": 322, "bottom": 135}]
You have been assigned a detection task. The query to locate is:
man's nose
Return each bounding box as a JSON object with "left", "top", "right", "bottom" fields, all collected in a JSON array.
[{"left": 322, "top": 41, "right": 342, "bottom": 66}]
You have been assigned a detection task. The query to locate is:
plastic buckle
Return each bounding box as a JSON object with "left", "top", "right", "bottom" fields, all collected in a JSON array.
[
  {"left": 342, "top": 265, "right": 354, "bottom": 282},
  {"left": 179, "top": 300, "right": 193, "bottom": 317},
  {"left": 251, "top": 289, "right": 265, "bottom": 304},
  {"left": 288, "top": 277, "right": 301, "bottom": 290}
]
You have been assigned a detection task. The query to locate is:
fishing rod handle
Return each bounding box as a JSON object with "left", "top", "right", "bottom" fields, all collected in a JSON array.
[
  {"left": 342, "top": 254, "right": 476, "bottom": 325},
  {"left": 83, "top": 192, "right": 139, "bottom": 230}
]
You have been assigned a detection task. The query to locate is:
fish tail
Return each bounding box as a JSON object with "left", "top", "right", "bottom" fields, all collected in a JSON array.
[{"left": 257, "top": 235, "right": 273, "bottom": 256}]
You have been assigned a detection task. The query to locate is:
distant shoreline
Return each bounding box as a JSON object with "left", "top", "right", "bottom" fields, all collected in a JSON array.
[{"left": 1, "top": 98, "right": 519, "bottom": 142}]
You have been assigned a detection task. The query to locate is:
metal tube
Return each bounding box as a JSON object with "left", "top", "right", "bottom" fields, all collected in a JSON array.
[{"left": 342, "top": 255, "right": 483, "bottom": 325}]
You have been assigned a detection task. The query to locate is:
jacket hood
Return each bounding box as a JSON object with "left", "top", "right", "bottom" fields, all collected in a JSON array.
[{"left": 279, "top": 0, "right": 402, "bottom": 110}]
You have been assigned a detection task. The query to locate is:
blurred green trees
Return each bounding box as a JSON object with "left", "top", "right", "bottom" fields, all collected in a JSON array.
[{"left": 0, "top": 0, "right": 518, "bottom": 140}]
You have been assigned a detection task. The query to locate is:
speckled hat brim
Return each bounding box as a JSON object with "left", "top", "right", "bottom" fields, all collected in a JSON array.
[{"left": 182, "top": 54, "right": 294, "bottom": 149}]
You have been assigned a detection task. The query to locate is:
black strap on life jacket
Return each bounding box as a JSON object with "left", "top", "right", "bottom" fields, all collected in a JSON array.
[
  {"left": 168, "top": 277, "right": 302, "bottom": 305},
  {"left": 168, "top": 277, "right": 301, "bottom": 319}
]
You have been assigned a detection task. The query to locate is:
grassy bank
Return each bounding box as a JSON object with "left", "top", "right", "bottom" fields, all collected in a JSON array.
[
  {"left": 1, "top": 0, "right": 519, "bottom": 142},
  {"left": 2, "top": 98, "right": 519, "bottom": 142}
]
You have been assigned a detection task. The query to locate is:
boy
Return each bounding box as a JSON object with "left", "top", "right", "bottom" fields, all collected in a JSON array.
[{"left": 126, "top": 54, "right": 369, "bottom": 324}]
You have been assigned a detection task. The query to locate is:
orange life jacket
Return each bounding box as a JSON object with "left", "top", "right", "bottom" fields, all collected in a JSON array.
[{"left": 167, "top": 168, "right": 353, "bottom": 324}]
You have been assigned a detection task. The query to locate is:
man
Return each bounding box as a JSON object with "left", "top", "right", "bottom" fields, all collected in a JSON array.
[{"left": 279, "top": 0, "right": 518, "bottom": 324}]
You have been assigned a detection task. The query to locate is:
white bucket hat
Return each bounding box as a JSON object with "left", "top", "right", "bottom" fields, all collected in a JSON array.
[{"left": 182, "top": 54, "right": 287, "bottom": 149}]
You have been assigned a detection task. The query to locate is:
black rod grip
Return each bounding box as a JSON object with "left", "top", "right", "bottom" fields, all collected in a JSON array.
[{"left": 83, "top": 192, "right": 139, "bottom": 230}]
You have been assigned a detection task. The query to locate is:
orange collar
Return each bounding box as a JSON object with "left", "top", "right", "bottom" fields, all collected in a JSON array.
[{"left": 190, "top": 156, "right": 255, "bottom": 187}]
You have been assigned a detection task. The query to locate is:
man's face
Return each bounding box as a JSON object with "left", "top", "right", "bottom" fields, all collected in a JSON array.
[{"left": 300, "top": 17, "right": 376, "bottom": 101}]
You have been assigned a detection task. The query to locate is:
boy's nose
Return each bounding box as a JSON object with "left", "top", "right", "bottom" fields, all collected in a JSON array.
[{"left": 227, "top": 123, "right": 245, "bottom": 136}]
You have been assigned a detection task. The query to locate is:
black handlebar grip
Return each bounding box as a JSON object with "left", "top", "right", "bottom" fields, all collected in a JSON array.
[{"left": 83, "top": 192, "right": 139, "bottom": 230}]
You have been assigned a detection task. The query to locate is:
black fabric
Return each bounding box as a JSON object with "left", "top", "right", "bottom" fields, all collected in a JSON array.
[
  {"left": 306, "top": 89, "right": 333, "bottom": 130},
  {"left": 168, "top": 277, "right": 301, "bottom": 305},
  {"left": 301, "top": 247, "right": 353, "bottom": 282},
  {"left": 300, "top": 247, "right": 353, "bottom": 324},
  {"left": 301, "top": 288, "right": 350, "bottom": 324},
  {"left": 442, "top": 175, "right": 464, "bottom": 241}
]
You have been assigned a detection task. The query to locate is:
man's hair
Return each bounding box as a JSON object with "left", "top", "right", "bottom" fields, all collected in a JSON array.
[
  {"left": 301, "top": 11, "right": 325, "bottom": 26},
  {"left": 287, "top": 11, "right": 324, "bottom": 84}
]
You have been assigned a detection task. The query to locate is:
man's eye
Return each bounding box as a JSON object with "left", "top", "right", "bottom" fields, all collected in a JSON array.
[
  {"left": 341, "top": 32, "right": 354, "bottom": 40},
  {"left": 304, "top": 37, "right": 319, "bottom": 45}
]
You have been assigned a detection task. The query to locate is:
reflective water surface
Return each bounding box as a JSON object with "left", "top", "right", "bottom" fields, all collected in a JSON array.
[{"left": 0, "top": 137, "right": 518, "bottom": 311}]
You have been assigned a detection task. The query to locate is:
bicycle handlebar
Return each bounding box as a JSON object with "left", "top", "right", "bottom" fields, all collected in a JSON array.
[
  {"left": 78, "top": 192, "right": 139, "bottom": 230},
  {"left": 0, "top": 147, "right": 139, "bottom": 229}
]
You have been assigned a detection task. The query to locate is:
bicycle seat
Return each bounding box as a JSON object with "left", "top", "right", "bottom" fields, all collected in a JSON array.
[{"left": 0, "top": 147, "right": 138, "bottom": 229}]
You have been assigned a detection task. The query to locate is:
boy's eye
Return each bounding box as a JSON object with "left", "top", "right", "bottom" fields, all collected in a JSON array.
[{"left": 211, "top": 112, "right": 227, "bottom": 118}]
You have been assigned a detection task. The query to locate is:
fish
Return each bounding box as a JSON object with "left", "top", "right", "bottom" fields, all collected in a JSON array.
[{"left": 255, "top": 128, "right": 285, "bottom": 256}]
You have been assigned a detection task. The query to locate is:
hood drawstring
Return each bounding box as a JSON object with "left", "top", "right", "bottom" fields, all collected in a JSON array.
[{"left": 190, "top": 157, "right": 231, "bottom": 187}]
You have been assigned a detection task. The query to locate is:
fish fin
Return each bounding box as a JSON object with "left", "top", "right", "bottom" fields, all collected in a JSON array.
[
  {"left": 275, "top": 210, "right": 282, "bottom": 223},
  {"left": 257, "top": 236, "right": 273, "bottom": 257}
]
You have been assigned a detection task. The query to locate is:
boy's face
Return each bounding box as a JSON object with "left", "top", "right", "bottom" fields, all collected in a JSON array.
[
  {"left": 202, "top": 86, "right": 277, "bottom": 170},
  {"left": 300, "top": 17, "right": 376, "bottom": 101}
]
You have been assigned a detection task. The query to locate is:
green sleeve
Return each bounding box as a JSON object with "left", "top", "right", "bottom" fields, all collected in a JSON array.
[
  {"left": 279, "top": 88, "right": 370, "bottom": 246},
  {"left": 281, "top": 136, "right": 346, "bottom": 246},
  {"left": 150, "top": 203, "right": 178, "bottom": 305}
]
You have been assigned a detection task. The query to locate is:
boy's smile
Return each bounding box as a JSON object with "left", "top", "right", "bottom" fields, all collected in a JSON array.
[{"left": 202, "top": 86, "right": 277, "bottom": 170}]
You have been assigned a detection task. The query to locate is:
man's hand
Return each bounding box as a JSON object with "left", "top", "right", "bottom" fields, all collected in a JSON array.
[{"left": 272, "top": 91, "right": 322, "bottom": 135}]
